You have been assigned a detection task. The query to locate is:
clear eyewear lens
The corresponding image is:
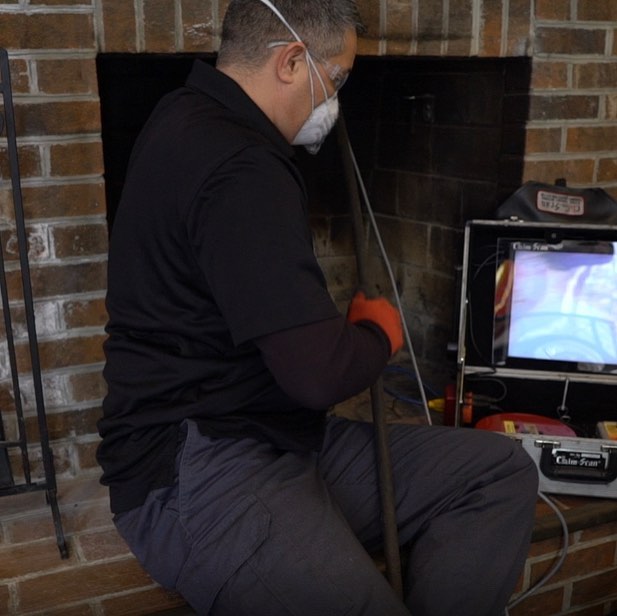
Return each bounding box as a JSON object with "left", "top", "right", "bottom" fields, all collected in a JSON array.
[
  {"left": 330, "top": 68, "right": 349, "bottom": 91},
  {"left": 314, "top": 56, "right": 349, "bottom": 92}
]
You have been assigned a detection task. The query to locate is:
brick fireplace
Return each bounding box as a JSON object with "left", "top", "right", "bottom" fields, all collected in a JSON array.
[{"left": 1, "top": 1, "right": 617, "bottom": 614}]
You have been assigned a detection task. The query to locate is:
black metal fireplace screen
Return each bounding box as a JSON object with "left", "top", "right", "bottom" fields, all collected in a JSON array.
[{"left": 0, "top": 48, "right": 67, "bottom": 559}]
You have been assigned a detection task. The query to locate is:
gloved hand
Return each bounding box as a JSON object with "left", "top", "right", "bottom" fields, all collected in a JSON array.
[{"left": 347, "top": 291, "right": 404, "bottom": 356}]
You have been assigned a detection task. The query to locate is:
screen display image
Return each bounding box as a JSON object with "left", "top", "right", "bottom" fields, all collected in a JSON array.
[{"left": 493, "top": 241, "right": 617, "bottom": 372}]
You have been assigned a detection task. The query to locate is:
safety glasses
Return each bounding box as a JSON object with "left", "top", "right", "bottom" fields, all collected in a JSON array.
[
  {"left": 267, "top": 41, "right": 350, "bottom": 93},
  {"left": 310, "top": 52, "right": 349, "bottom": 92}
]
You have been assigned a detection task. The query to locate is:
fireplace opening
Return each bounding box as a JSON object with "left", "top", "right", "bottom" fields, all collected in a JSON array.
[
  {"left": 96, "top": 53, "right": 531, "bottom": 389},
  {"left": 97, "top": 54, "right": 531, "bottom": 228}
]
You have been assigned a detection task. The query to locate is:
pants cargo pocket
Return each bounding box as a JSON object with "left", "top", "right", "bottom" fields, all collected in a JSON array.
[{"left": 175, "top": 493, "right": 271, "bottom": 614}]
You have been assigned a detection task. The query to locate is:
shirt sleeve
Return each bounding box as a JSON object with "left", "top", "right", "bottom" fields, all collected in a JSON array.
[
  {"left": 254, "top": 315, "right": 391, "bottom": 409},
  {"left": 185, "top": 145, "right": 340, "bottom": 345}
]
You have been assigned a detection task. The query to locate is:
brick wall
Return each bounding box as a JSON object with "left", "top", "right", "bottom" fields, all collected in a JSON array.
[
  {"left": 509, "top": 508, "right": 617, "bottom": 615},
  {"left": 0, "top": 0, "right": 617, "bottom": 614}
]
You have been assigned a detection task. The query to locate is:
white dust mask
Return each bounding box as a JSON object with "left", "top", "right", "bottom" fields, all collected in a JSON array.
[
  {"left": 292, "top": 93, "right": 339, "bottom": 154},
  {"left": 292, "top": 53, "right": 339, "bottom": 154},
  {"left": 257, "top": 0, "right": 340, "bottom": 154}
]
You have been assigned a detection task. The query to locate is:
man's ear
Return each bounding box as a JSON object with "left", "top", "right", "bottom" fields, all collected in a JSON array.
[{"left": 275, "top": 42, "right": 306, "bottom": 85}]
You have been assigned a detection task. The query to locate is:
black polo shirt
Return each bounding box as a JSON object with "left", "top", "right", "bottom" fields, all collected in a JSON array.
[{"left": 97, "top": 60, "right": 340, "bottom": 513}]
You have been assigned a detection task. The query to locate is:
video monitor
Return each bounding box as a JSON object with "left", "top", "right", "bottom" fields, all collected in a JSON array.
[{"left": 493, "top": 238, "right": 617, "bottom": 374}]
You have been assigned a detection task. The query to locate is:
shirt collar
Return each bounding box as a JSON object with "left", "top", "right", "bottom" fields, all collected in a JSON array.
[{"left": 186, "top": 59, "right": 295, "bottom": 159}]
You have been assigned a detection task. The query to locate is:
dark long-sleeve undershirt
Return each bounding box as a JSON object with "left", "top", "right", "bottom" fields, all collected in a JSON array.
[{"left": 254, "top": 315, "right": 390, "bottom": 410}]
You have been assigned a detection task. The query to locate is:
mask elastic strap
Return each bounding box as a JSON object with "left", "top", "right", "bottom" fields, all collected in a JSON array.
[
  {"left": 256, "top": 0, "right": 302, "bottom": 42},
  {"left": 259, "top": 0, "right": 329, "bottom": 108}
]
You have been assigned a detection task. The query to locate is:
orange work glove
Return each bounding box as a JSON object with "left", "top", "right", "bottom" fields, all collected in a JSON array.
[{"left": 347, "top": 291, "right": 404, "bottom": 356}]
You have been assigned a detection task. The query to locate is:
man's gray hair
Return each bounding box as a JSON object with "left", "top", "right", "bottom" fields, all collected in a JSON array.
[{"left": 217, "top": 0, "right": 364, "bottom": 69}]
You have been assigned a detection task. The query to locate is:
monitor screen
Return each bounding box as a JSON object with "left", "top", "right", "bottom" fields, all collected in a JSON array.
[{"left": 493, "top": 239, "right": 617, "bottom": 373}]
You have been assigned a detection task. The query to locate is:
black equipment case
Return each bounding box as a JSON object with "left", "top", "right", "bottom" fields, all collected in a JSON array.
[{"left": 454, "top": 218, "right": 617, "bottom": 498}]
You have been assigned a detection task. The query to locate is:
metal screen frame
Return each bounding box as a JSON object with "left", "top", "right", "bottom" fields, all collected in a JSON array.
[{"left": 0, "top": 47, "right": 68, "bottom": 559}]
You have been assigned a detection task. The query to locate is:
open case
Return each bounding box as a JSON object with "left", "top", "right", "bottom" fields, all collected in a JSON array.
[{"left": 455, "top": 219, "right": 617, "bottom": 497}]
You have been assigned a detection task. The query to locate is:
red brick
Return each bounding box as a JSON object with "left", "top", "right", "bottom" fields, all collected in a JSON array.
[
  {"left": 14, "top": 101, "right": 101, "bottom": 138},
  {"left": 531, "top": 61, "right": 569, "bottom": 89},
  {"left": 0, "top": 144, "right": 42, "bottom": 180},
  {"left": 509, "top": 586, "right": 564, "bottom": 616},
  {"left": 8, "top": 332, "right": 105, "bottom": 375},
  {"left": 35, "top": 333, "right": 107, "bottom": 371},
  {"left": 56, "top": 475, "right": 108, "bottom": 509},
  {"left": 100, "top": 1, "right": 137, "bottom": 53},
  {"left": 26, "top": 406, "right": 101, "bottom": 442},
  {"left": 52, "top": 222, "right": 109, "bottom": 259},
  {"left": 76, "top": 439, "right": 101, "bottom": 471},
  {"left": 68, "top": 370, "right": 107, "bottom": 404},
  {"left": 523, "top": 158, "right": 595, "bottom": 185},
  {"left": 506, "top": 0, "right": 532, "bottom": 56},
  {"left": 50, "top": 141, "right": 104, "bottom": 178},
  {"left": 6, "top": 260, "right": 107, "bottom": 300},
  {"left": 607, "top": 94, "right": 617, "bottom": 120},
  {"left": 0, "top": 223, "right": 50, "bottom": 263},
  {"left": 525, "top": 127, "right": 562, "bottom": 154},
  {"left": 535, "top": 27, "right": 606, "bottom": 56},
  {"left": 598, "top": 158, "right": 617, "bottom": 182},
  {"left": 446, "top": 0, "right": 473, "bottom": 56},
  {"left": 0, "top": 537, "right": 76, "bottom": 579},
  {"left": 0, "top": 13, "right": 94, "bottom": 49},
  {"left": 58, "top": 500, "right": 114, "bottom": 536},
  {"left": 384, "top": 1, "right": 414, "bottom": 55},
  {"left": 78, "top": 528, "right": 130, "bottom": 562},
  {"left": 480, "top": 0, "right": 502, "bottom": 56},
  {"left": 416, "top": 1, "right": 443, "bottom": 56},
  {"left": 30, "top": 0, "right": 90, "bottom": 3},
  {"left": 574, "top": 63, "right": 617, "bottom": 89},
  {"left": 356, "top": 0, "right": 380, "bottom": 55},
  {"left": 181, "top": 0, "right": 216, "bottom": 52},
  {"left": 0, "top": 487, "right": 50, "bottom": 520},
  {"left": 8, "top": 58, "right": 30, "bottom": 94},
  {"left": 571, "top": 567, "right": 617, "bottom": 607},
  {"left": 8, "top": 442, "right": 73, "bottom": 478},
  {"left": 0, "top": 13, "right": 94, "bottom": 50},
  {"left": 527, "top": 533, "right": 568, "bottom": 557},
  {"left": 0, "top": 584, "right": 11, "bottom": 615},
  {"left": 530, "top": 543, "right": 616, "bottom": 586},
  {"left": 578, "top": 0, "right": 617, "bottom": 21},
  {"left": 0, "top": 394, "right": 17, "bottom": 435},
  {"left": 28, "top": 604, "right": 95, "bottom": 616},
  {"left": 0, "top": 182, "right": 106, "bottom": 221},
  {"left": 569, "top": 604, "right": 611, "bottom": 616},
  {"left": 144, "top": 0, "right": 177, "bottom": 52},
  {"left": 5, "top": 507, "right": 62, "bottom": 554},
  {"left": 62, "top": 296, "right": 108, "bottom": 330},
  {"left": 536, "top": 0, "right": 571, "bottom": 20},
  {"left": 16, "top": 558, "right": 153, "bottom": 612},
  {"left": 567, "top": 126, "right": 617, "bottom": 152},
  {"left": 529, "top": 94, "right": 599, "bottom": 121},
  {"left": 37, "top": 58, "right": 99, "bottom": 96},
  {"left": 101, "top": 586, "right": 187, "bottom": 615}
]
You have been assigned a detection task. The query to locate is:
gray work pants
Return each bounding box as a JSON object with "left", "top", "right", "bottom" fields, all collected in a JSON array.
[{"left": 114, "top": 416, "right": 538, "bottom": 616}]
